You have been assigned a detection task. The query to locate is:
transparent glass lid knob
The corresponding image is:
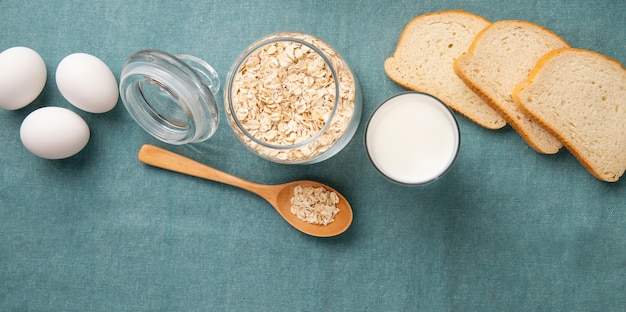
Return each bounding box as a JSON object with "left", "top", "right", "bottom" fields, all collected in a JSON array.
[{"left": 119, "top": 50, "right": 220, "bottom": 145}]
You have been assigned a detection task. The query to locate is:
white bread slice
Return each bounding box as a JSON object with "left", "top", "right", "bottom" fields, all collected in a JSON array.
[
  {"left": 512, "top": 48, "right": 626, "bottom": 182},
  {"left": 454, "top": 20, "right": 570, "bottom": 153},
  {"left": 384, "top": 10, "right": 506, "bottom": 130}
]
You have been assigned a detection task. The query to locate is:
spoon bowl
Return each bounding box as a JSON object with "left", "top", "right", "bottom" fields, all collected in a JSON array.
[{"left": 137, "top": 144, "right": 353, "bottom": 237}]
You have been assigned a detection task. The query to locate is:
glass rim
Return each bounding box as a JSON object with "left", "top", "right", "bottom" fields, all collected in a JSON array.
[
  {"left": 225, "top": 35, "right": 341, "bottom": 150},
  {"left": 364, "top": 91, "right": 461, "bottom": 186}
]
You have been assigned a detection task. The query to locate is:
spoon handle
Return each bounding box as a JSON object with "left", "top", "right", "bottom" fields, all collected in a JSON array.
[{"left": 138, "top": 144, "right": 267, "bottom": 196}]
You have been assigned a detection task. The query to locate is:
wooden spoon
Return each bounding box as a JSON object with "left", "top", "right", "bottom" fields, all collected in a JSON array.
[{"left": 137, "top": 144, "right": 353, "bottom": 237}]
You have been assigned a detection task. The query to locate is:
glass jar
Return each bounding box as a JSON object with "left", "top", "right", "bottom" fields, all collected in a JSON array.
[
  {"left": 224, "top": 32, "right": 362, "bottom": 164},
  {"left": 119, "top": 50, "right": 220, "bottom": 145}
]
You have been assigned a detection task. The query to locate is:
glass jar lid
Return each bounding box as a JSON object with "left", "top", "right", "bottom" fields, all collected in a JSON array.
[{"left": 119, "top": 50, "right": 220, "bottom": 145}]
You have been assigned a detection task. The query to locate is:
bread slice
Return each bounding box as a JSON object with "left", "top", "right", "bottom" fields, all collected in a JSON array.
[
  {"left": 454, "top": 20, "right": 570, "bottom": 153},
  {"left": 384, "top": 10, "right": 506, "bottom": 129},
  {"left": 512, "top": 48, "right": 626, "bottom": 182}
]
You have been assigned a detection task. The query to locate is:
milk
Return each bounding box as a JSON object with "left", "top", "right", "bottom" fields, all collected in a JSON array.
[{"left": 366, "top": 92, "right": 460, "bottom": 185}]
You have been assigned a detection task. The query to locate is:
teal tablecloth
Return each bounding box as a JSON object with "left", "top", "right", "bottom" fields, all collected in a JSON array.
[{"left": 1, "top": 1, "right": 624, "bottom": 311}]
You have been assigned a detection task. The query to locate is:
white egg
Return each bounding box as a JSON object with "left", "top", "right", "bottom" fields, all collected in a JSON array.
[
  {"left": 20, "top": 107, "right": 90, "bottom": 159},
  {"left": 0, "top": 47, "right": 47, "bottom": 110},
  {"left": 56, "top": 53, "right": 118, "bottom": 113}
]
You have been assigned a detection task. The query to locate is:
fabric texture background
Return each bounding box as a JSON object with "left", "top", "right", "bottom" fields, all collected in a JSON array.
[{"left": 1, "top": 1, "right": 624, "bottom": 311}]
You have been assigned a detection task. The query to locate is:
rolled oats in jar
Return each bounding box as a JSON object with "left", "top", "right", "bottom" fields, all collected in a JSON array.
[{"left": 224, "top": 32, "right": 362, "bottom": 164}]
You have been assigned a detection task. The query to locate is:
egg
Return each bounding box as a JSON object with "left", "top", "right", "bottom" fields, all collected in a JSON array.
[
  {"left": 20, "top": 107, "right": 90, "bottom": 159},
  {"left": 56, "top": 53, "right": 118, "bottom": 113},
  {"left": 0, "top": 47, "right": 47, "bottom": 110}
]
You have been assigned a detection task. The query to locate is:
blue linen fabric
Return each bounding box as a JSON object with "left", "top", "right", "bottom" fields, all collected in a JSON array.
[{"left": 1, "top": 0, "right": 625, "bottom": 311}]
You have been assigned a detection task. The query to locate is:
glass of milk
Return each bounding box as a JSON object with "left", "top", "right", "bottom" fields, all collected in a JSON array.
[{"left": 365, "top": 92, "right": 460, "bottom": 185}]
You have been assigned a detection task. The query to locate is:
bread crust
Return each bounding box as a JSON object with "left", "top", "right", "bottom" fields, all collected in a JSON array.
[
  {"left": 454, "top": 20, "right": 570, "bottom": 154},
  {"left": 384, "top": 10, "right": 507, "bottom": 130},
  {"left": 512, "top": 48, "right": 626, "bottom": 182}
]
